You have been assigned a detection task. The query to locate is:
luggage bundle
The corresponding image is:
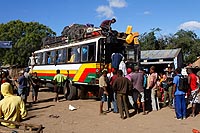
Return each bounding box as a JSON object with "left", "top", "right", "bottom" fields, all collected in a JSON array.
[
  {"left": 61, "top": 24, "right": 101, "bottom": 42},
  {"left": 42, "top": 36, "right": 63, "bottom": 47},
  {"left": 41, "top": 24, "right": 102, "bottom": 47}
]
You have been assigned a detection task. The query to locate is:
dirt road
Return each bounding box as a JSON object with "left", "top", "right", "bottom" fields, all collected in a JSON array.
[{"left": 23, "top": 88, "right": 200, "bottom": 133}]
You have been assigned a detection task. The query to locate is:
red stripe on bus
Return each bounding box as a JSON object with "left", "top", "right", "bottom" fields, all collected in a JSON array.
[
  {"left": 37, "top": 73, "right": 75, "bottom": 78},
  {"left": 78, "top": 68, "right": 96, "bottom": 82}
]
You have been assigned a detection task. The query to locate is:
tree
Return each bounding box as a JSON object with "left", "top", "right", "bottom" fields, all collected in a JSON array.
[
  {"left": 139, "top": 28, "right": 200, "bottom": 65},
  {"left": 169, "top": 30, "right": 200, "bottom": 64},
  {"left": 139, "top": 28, "right": 161, "bottom": 50},
  {"left": 0, "top": 20, "right": 56, "bottom": 66}
]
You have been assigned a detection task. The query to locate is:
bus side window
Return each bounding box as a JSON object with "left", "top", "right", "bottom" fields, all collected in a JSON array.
[
  {"left": 88, "top": 44, "right": 95, "bottom": 61},
  {"left": 50, "top": 50, "right": 56, "bottom": 64},
  {"left": 67, "top": 48, "right": 73, "bottom": 62},
  {"left": 36, "top": 53, "right": 42, "bottom": 65},
  {"left": 68, "top": 47, "right": 80, "bottom": 63},
  {"left": 46, "top": 52, "right": 50, "bottom": 64},
  {"left": 42, "top": 52, "right": 46, "bottom": 65},
  {"left": 81, "top": 46, "right": 88, "bottom": 62},
  {"left": 63, "top": 48, "right": 67, "bottom": 63},
  {"left": 57, "top": 49, "right": 66, "bottom": 63},
  {"left": 54, "top": 50, "right": 60, "bottom": 65},
  {"left": 74, "top": 47, "right": 80, "bottom": 62}
]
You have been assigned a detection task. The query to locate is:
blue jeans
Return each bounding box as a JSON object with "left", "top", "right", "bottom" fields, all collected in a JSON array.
[
  {"left": 101, "top": 94, "right": 108, "bottom": 102},
  {"left": 112, "top": 92, "right": 118, "bottom": 113},
  {"left": 175, "top": 95, "right": 186, "bottom": 119}
]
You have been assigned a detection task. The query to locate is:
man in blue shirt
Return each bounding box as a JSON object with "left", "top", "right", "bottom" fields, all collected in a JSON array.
[
  {"left": 17, "top": 70, "right": 28, "bottom": 104},
  {"left": 172, "top": 68, "right": 186, "bottom": 120}
]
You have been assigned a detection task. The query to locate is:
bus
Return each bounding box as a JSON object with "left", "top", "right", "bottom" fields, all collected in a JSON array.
[{"left": 31, "top": 27, "right": 140, "bottom": 100}]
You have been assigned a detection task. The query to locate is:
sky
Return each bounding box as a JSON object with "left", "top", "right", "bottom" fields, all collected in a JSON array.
[{"left": 0, "top": 0, "right": 200, "bottom": 37}]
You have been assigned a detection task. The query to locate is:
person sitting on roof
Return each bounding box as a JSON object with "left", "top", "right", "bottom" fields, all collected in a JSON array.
[{"left": 100, "top": 18, "right": 116, "bottom": 35}]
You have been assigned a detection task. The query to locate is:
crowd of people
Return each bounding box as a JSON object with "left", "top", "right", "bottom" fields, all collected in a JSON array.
[
  {"left": 0, "top": 65, "right": 71, "bottom": 129},
  {"left": 0, "top": 67, "right": 40, "bottom": 128},
  {"left": 98, "top": 65, "right": 200, "bottom": 120},
  {"left": 0, "top": 63, "right": 199, "bottom": 128}
]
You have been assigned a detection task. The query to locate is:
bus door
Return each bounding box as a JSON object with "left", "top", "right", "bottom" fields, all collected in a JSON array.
[{"left": 99, "top": 38, "right": 125, "bottom": 72}]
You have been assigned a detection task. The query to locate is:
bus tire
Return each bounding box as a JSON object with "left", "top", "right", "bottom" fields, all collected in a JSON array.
[
  {"left": 78, "top": 86, "right": 87, "bottom": 99},
  {"left": 67, "top": 83, "right": 77, "bottom": 100},
  {"left": 77, "top": 88, "right": 83, "bottom": 99}
]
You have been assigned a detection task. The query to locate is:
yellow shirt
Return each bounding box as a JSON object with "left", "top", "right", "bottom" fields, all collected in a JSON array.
[
  {"left": 0, "top": 82, "right": 27, "bottom": 128},
  {"left": 0, "top": 96, "right": 27, "bottom": 128},
  {"left": 69, "top": 54, "right": 75, "bottom": 62}
]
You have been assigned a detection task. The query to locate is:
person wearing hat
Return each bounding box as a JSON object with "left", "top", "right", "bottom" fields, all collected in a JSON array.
[{"left": 0, "top": 82, "right": 27, "bottom": 128}]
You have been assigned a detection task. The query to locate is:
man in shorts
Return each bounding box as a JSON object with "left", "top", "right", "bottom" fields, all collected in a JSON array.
[{"left": 99, "top": 69, "right": 109, "bottom": 115}]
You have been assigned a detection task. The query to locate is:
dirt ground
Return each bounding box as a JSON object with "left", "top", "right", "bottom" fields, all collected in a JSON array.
[{"left": 16, "top": 88, "right": 200, "bottom": 133}]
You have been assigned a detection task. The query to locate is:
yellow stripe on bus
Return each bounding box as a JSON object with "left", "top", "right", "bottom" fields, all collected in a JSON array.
[
  {"left": 73, "top": 63, "right": 97, "bottom": 81},
  {"left": 33, "top": 70, "right": 77, "bottom": 74}
]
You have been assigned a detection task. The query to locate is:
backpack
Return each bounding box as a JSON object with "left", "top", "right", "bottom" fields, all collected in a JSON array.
[{"left": 178, "top": 75, "right": 188, "bottom": 92}]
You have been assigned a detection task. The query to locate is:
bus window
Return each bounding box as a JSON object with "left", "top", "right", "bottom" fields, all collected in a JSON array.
[
  {"left": 68, "top": 47, "right": 80, "bottom": 63},
  {"left": 88, "top": 44, "right": 95, "bottom": 61},
  {"left": 126, "top": 46, "right": 140, "bottom": 63},
  {"left": 67, "top": 48, "right": 72, "bottom": 62},
  {"left": 55, "top": 50, "right": 60, "bottom": 64},
  {"left": 42, "top": 52, "right": 46, "bottom": 65},
  {"left": 58, "top": 48, "right": 66, "bottom": 63},
  {"left": 50, "top": 50, "right": 56, "bottom": 64},
  {"left": 63, "top": 48, "right": 67, "bottom": 63},
  {"left": 35, "top": 53, "right": 42, "bottom": 65},
  {"left": 127, "top": 50, "right": 134, "bottom": 61},
  {"left": 46, "top": 52, "right": 51, "bottom": 64},
  {"left": 80, "top": 43, "right": 96, "bottom": 62},
  {"left": 81, "top": 46, "right": 88, "bottom": 62}
]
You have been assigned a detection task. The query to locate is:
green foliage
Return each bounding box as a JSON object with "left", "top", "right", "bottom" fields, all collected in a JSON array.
[
  {"left": 0, "top": 20, "right": 56, "bottom": 66},
  {"left": 170, "top": 30, "right": 200, "bottom": 64},
  {"left": 139, "top": 28, "right": 161, "bottom": 50}
]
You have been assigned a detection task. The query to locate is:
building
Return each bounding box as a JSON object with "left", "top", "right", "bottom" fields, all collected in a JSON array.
[{"left": 140, "top": 48, "right": 183, "bottom": 72}]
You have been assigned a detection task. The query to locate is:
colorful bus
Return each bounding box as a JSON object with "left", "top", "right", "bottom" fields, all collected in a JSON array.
[{"left": 31, "top": 28, "right": 140, "bottom": 99}]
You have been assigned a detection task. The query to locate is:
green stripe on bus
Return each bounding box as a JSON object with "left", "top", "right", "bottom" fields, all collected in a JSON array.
[
  {"left": 84, "top": 73, "right": 97, "bottom": 83},
  {"left": 39, "top": 76, "right": 53, "bottom": 80}
]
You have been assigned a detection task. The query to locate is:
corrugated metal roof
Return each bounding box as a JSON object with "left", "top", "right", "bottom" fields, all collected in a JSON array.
[
  {"left": 141, "top": 61, "right": 173, "bottom": 65},
  {"left": 141, "top": 48, "right": 181, "bottom": 60}
]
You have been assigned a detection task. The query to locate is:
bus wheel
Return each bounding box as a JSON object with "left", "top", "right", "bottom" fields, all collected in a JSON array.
[
  {"left": 67, "top": 83, "right": 77, "bottom": 100},
  {"left": 78, "top": 86, "right": 87, "bottom": 99},
  {"left": 78, "top": 88, "right": 83, "bottom": 99}
]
